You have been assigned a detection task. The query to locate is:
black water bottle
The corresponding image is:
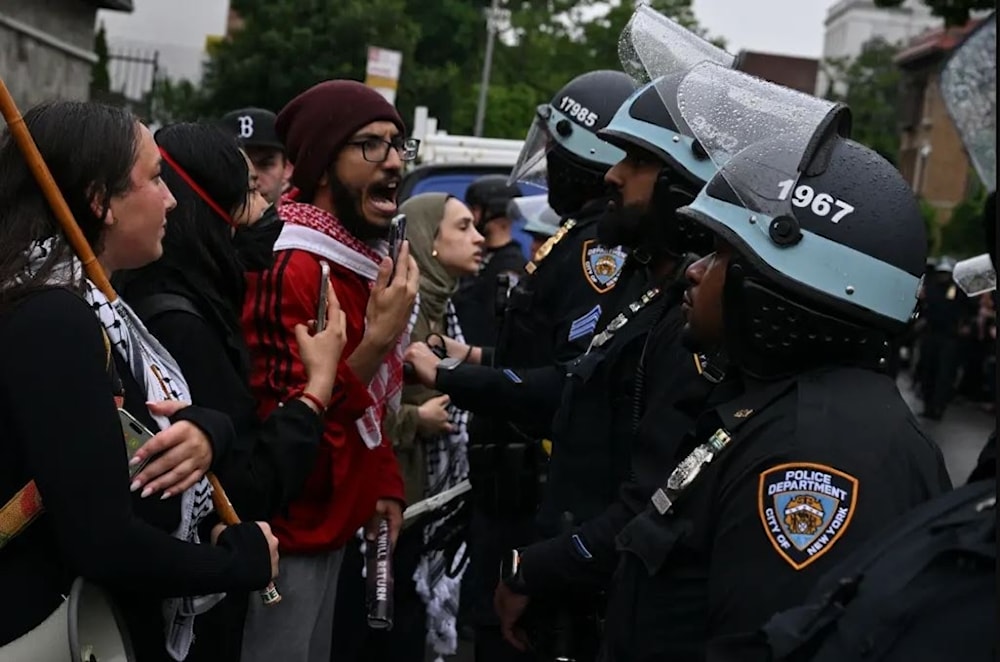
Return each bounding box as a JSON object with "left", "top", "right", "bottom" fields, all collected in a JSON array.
[{"left": 365, "top": 519, "right": 394, "bottom": 630}]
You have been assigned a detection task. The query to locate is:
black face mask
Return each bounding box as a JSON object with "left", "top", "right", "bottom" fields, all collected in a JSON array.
[{"left": 233, "top": 204, "right": 283, "bottom": 272}]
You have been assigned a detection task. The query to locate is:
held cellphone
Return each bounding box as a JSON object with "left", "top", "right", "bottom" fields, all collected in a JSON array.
[
  {"left": 387, "top": 214, "right": 407, "bottom": 278},
  {"left": 315, "top": 260, "right": 331, "bottom": 332},
  {"left": 119, "top": 408, "right": 155, "bottom": 479}
]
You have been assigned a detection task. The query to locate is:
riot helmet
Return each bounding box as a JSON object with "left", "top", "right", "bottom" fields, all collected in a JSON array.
[
  {"left": 465, "top": 175, "right": 522, "bottom": 230},
  {"left": 677, "top": 63, "right": 921, "bottom": 379},
  {"left": 595, "top": 6, "right": 737, "bottom": 257},
  {"left": 941, "top": 12, "right": 996, "bottom": 295},
  {"left": 508, "top": 70, "right": 635, "bottom": 217}
]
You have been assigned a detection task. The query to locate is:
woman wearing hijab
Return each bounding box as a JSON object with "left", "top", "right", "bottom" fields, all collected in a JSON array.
[
  {"left": 333, "top": 193, "right": 483, "bottom": 662},
  {"left": 114, "top": 122, "right": 348, "bottom": 660},
  {"left": 0, "top": 102, "right": 278, "bottom": 662}
]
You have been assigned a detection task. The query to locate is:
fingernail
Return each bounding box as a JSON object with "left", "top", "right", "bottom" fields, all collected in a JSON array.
[
  {"left": 141, "top": 486, "right": 153, "bottom": 498},
  {"left": 160, "top": 491, "right": 171, "bottom": 500},
  {"left": 130, "top": 480, "right": 141, "bottom": 492},
  {"left": 129, "top": 456, "right": 141, "bottom": 466}
]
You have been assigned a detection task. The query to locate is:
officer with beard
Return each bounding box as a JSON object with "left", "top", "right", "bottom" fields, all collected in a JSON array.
[
  {"left": 405, "top": 69, "right": 636, "bottom": 662},
  {"left": 491, "top": 9, "right": 738, "bottom": 656},
  {"left": 590, "top": 64, "right": 949, "bottom": 662}
]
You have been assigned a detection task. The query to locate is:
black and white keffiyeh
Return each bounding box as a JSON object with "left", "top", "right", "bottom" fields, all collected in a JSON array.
[
  {"left": 21, "top": 238, "right": 220, "bottom": 661},
  {"left": 407, "top": 297, "right": 471, "bottom": 661}
]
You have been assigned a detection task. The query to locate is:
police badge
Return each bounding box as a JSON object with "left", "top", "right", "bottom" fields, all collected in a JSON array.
[
  {"left": 758, "top": 463, "right": 858, "bottom": 570},
  {"left": 581, "top": 240, "right": 627, "bottom": 293}
]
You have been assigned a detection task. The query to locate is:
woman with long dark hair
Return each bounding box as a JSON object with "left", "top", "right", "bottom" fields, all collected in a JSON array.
[
  {"left": 114, "top": 121, "right": 347, "bottom": 659},
  {"left": 0, "top": 101, "right": 278, "bottom": 661}
]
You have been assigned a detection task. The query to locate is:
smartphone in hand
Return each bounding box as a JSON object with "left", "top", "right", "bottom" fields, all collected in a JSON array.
[
  {"left": 315, "top": 260, "right": 331, "bottom": 332},
  {"left": 119, "top": 408, "right": 155, "bottom": 479},
  {"left": 387, "top": 214, "right": 407, "bottom": 279}
]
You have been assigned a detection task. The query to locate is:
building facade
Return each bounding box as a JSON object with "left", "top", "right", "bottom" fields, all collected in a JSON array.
[
  {"left": 0, "top": 0, "right": 132, "bottom": 107},
  {"left": 895, "top": 19, "right": 985, "bottom": 224},
  {"left": 817, "top": 0, "right": 940, "bottom": 96}
]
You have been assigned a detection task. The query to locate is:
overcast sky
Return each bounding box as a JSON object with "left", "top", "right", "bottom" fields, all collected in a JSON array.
[{"left": 692, "top": 0, "right": 831, "bottom": 58}]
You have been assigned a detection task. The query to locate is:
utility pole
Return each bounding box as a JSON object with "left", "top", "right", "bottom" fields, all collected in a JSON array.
[{"left": 474, "top": 0, "right": 503, "bottom": 137}]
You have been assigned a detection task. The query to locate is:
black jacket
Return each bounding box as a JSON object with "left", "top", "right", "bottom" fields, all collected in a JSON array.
[{"left": 599, "top": 367, "right": 951, "bottom": 661}]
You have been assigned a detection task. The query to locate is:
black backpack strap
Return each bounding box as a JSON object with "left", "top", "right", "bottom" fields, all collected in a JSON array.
[
  {"left": 762, "top": 480, "right": 997, "bottom": 659},
  {"left": 129, "top": 293, "right": 205, "bottom": 324}
]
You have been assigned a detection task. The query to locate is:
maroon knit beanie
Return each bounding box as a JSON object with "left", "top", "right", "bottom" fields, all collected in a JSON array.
[{"left": 276, "top": 80, "right": 405, "bottom": 198}]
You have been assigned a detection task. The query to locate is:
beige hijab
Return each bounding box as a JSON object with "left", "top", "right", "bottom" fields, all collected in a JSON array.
[{"left": 399, "top": 192, "right": 455, "bottom": 323}]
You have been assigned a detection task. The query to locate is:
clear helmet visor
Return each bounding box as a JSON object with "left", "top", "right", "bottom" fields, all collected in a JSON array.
[
  {"left": 677, "top": 61, "right": 847, "bottom": 218},
  {"left": 509, "top": 106, "right": 553, "bottom": 189},
  {"left": 940, "top": 13, "right": 996, "bottom": 191},
  {"left": 953, "top": 253, "right": 996, "bottom": 295},
  {"left": 618, "top": 5, "right": 733, "bottom": 137}
]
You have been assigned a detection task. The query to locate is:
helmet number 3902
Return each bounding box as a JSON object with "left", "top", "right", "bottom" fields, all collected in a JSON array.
[
  {"left": 558, "top": 96, "right": 599, "bottom": 128},
  {"left": 777, "top": 179, "right": 855, "bottom": 223}
]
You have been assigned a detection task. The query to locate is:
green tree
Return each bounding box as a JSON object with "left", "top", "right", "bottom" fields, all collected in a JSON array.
[
  {"left": 90, "top": 23, "right": 111, "bottom": 101},
  {"left": 200, "top": 0, "right": 420, "bottom": 120},
  {"left": 185, "top": 0, "right": 715, "bottom": 138},
  {"left": 874, "top": 0, "right": 993, "bottom": 27},
  {"left": 939, "top": 180, "right": 989, "bottom": 258},
  {"left": 823, "top": 37, "right": 902, "bottom": 164}
]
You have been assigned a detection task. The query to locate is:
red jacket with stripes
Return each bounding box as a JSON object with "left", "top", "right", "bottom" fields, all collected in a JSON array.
[{"left": 242, "top": 248, "right": 405, "bottom": 553}]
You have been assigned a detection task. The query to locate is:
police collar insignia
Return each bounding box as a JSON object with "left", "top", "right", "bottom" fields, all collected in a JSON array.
[
  {"left": 581, "top": 239, "right": 627, "bottom": 293},
  {"left": 759, "top": 463, "right": 858, "bottom": 570},
  {"left": 587, "top": 285, "right": 661, "bottom": 352},
  {"left": 526, "top": 219, "right": 576, "bottom": 275}
]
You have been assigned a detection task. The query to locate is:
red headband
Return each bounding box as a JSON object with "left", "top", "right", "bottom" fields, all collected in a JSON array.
[{"left": 158, "top": 147, "right": 236, "bottom": 227}]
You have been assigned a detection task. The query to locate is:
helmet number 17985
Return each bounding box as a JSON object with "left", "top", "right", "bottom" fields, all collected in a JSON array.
[{"left": 777, "top": 180, "right": 855, "bottom": 223}]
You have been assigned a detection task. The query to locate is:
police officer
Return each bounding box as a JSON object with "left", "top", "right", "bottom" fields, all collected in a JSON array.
[
  {"left": 719, "top": 22, "right": 996, "bottom": 659},
  {"left": 504, "top": 65, "right": 952, "bottom": 661},
  {"left": 492, "top": 10, "right": 737, "bottom": 657},
  {"left": 220, "top": 107, "right": 289, "bottom": 204},
  {"left": 720, "top": 191, "right": 997, "bottom": 662},
  {"left": 405, "top": 69, "right": 636, "bottom": 662},
  {"left": 452, "top": 175, "right": 526, "bottom": 346}
]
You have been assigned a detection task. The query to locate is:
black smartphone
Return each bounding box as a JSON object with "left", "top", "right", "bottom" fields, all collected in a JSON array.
[
  {"left": 315, "top": 260, "right": 331, "bottom": 332},
  {"left": 387, "top": 214, "right": 407, "bottom": 278}
]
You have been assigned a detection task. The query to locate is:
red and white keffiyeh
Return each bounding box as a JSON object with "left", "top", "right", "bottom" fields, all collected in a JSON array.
[{"left": 273, "top": 202, "right": 406, "bottom": 449}]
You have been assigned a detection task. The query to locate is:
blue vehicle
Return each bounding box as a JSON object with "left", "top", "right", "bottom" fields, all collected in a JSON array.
[{"left": 399, "top": 164, "right": 547, "bottom": 259}]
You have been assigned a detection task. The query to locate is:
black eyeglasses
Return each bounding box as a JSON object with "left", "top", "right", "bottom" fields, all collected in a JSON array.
[{"left": 346, "top": 136, "right": 420, "bottom": 163}]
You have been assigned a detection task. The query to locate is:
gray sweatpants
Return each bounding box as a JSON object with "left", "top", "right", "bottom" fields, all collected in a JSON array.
[{"left": 240, "top": 548, "right": 346, "bottom": 662}]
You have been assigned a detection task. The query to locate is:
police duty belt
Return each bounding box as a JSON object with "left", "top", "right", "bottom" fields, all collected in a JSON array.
[
  {"left": 525, "top": 219, "right": 576, "bottom": 275},
  {"left": 587, "top": 285, "right": 662, "bottom": 353},
  {"left": 651, "top": 377, "right": 798, "bottom": 516}
]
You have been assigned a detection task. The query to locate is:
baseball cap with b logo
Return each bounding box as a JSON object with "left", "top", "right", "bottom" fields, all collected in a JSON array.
[{"left": 220, "top": 107, "right": 284, "bottom": 151}]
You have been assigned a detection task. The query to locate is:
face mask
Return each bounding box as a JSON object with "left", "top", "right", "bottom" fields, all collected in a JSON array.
[{"left": 233, "top": 204, "right": 283, "bottom": 272}]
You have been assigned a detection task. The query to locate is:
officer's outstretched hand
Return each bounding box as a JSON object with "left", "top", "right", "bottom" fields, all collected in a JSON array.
[
  {"left": 404, "top": 341, "right": 441, "bottom": 388},
  {"left": 494, "top": 581, "right": 531, "bottom": 652}
]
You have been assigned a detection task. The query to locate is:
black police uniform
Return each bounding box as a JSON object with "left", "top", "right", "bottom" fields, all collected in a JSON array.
[
  {"left": 595, "top": 367, "right": 950, "bottom": 661},
  {"left": 452, "top": 240, "right": 526, "bottom": 348},
  {"left": 714, "top": 456, "right": 995, "bottom": 662},
  {"left": 917, "top": 273, "right": 971, "bottom": 419},
  {"left": 537, "top": 259, "right": 689, "bottom": 537},
  {"left": 438, "top": 201, "right": 629, "bottom": 509},
  {"left": 439, "top": 204, "right": 628, "bottom": 659}
]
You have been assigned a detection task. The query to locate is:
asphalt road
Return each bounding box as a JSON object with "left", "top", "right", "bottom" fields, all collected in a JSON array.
[{"left": 896, "top": 376, "right": 994, "bottom": 484}]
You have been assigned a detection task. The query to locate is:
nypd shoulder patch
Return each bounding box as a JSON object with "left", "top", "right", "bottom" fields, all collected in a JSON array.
[
  {"left": 581, "top": 240, "right": 627, "bottom": 294},
  {"left": 758, "top": 463, "right": 858, "bottom": 570}
]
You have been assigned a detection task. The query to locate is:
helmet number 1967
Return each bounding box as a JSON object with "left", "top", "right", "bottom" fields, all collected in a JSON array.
[{"left": 777, "top": 180, "right": 855, "bottom": 223}]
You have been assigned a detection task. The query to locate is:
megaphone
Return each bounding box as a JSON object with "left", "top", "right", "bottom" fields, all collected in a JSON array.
[{"left": 0, "top": 577, "right": 135, "bottom": 662}]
